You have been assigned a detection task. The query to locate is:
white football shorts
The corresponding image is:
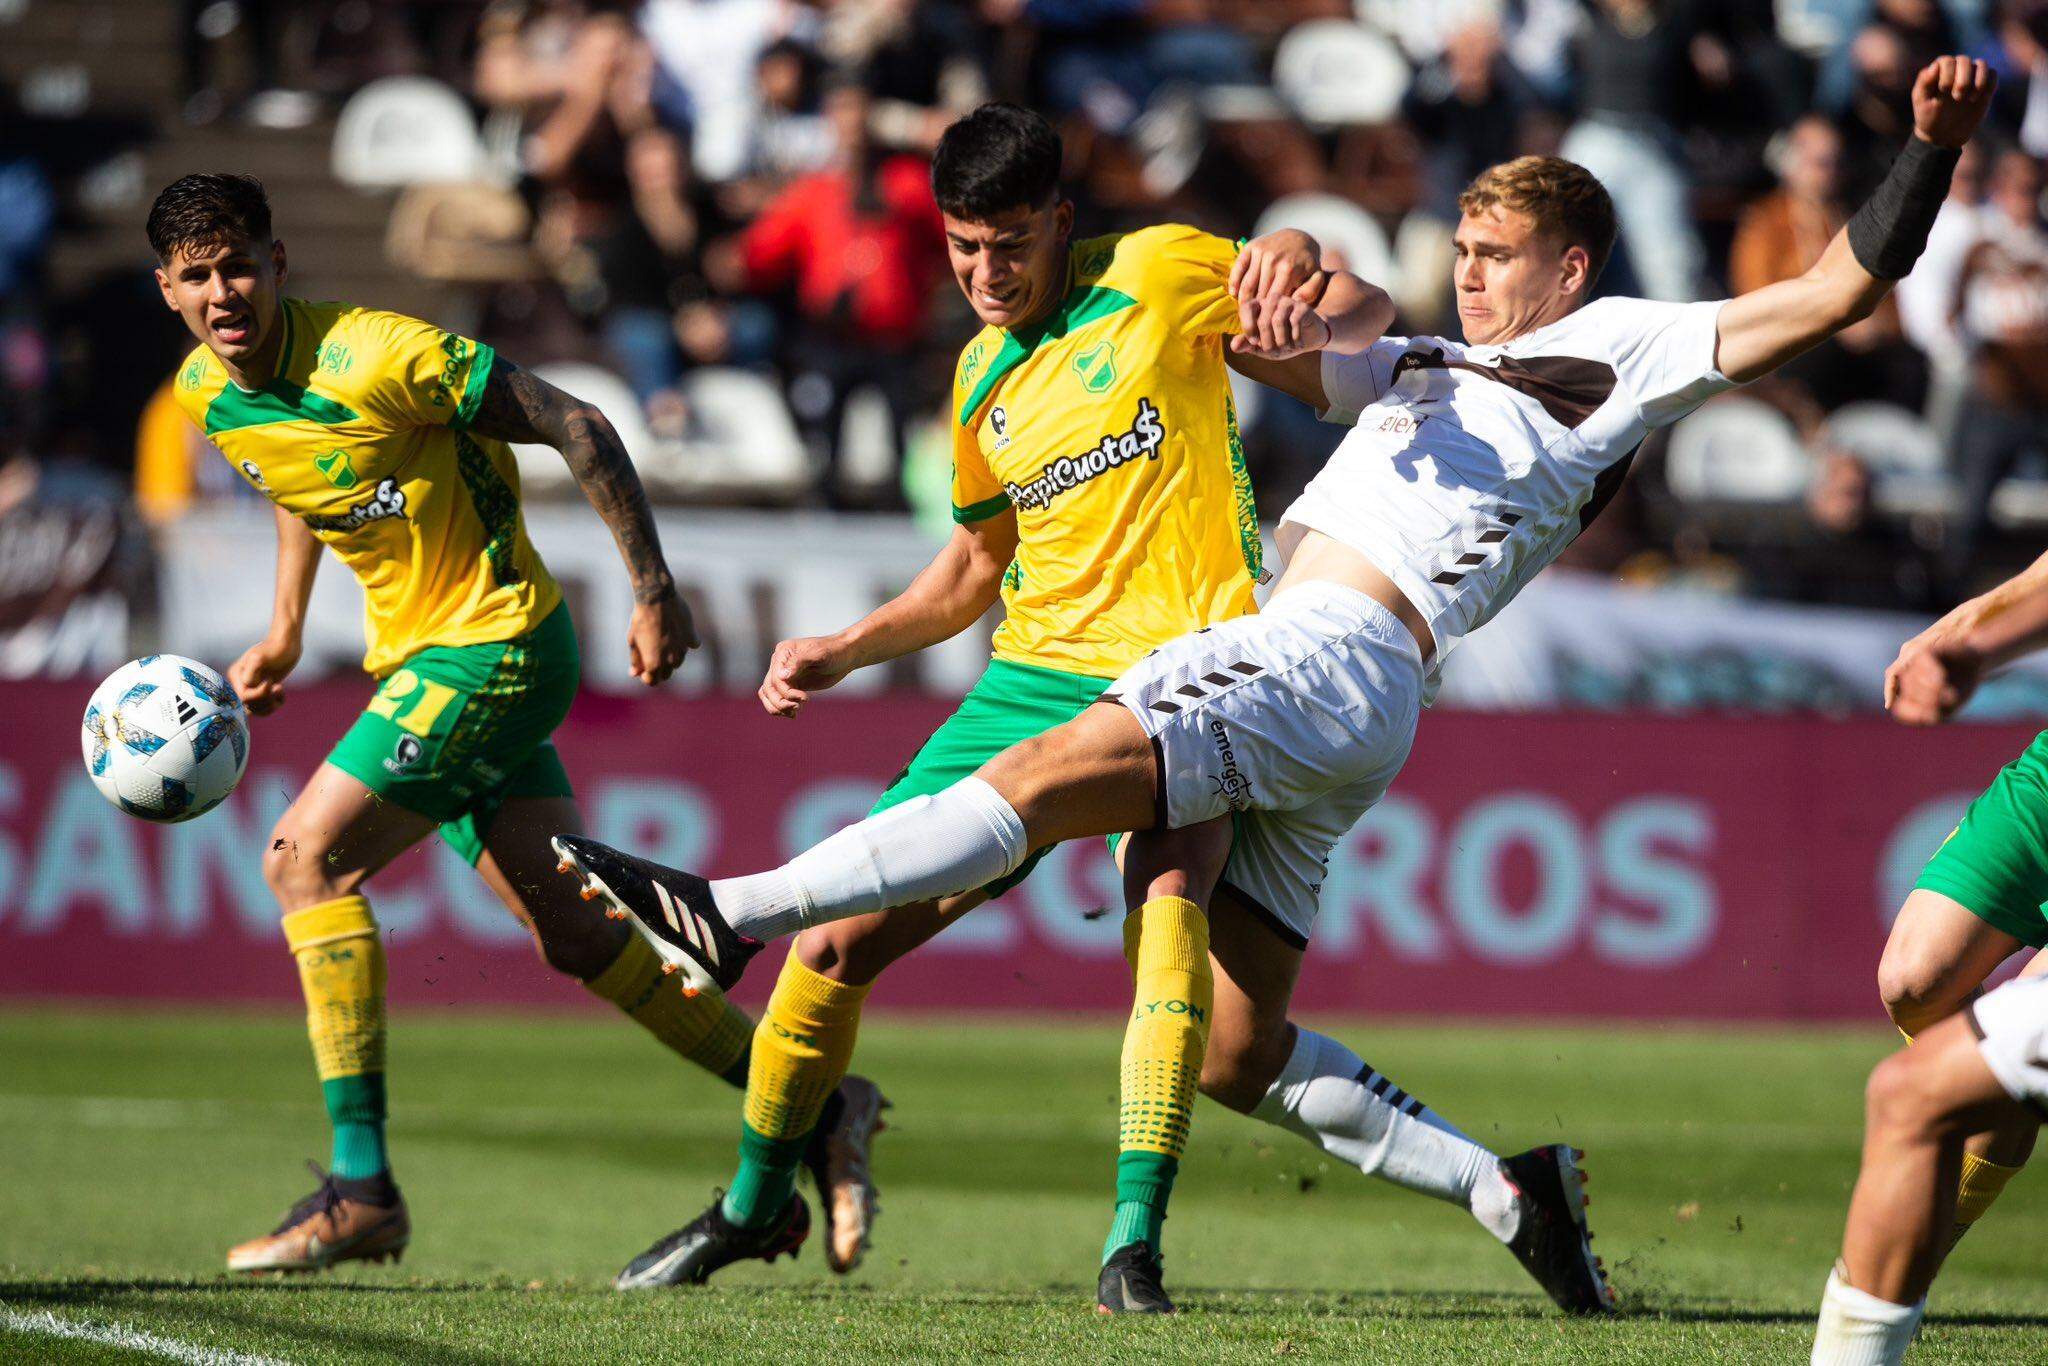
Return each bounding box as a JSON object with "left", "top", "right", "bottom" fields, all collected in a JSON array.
[
  {"left": 1103, "top": 580, "right": 1424, "bottom": 946},
  {"left": 1968, "top": 974, "right": 2048, "bottom": 1118}
]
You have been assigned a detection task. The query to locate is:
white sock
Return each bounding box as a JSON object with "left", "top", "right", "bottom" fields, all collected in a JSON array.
[
  {"left": 1812, "top": 1265, "right": 1924, "bottom": 1366},
  {"left": 710, "top": 777, "right": 1029, "bottom": 941},
  {"left": 1251, "top": 1027, "right": 1522, "bottom": 1242}
]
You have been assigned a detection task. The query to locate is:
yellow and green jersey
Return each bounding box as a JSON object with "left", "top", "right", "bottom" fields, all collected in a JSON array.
[
  {"left": 173, "top": 298, "right": 560, "bottom": 677},
  {"left": 951, "top": 224, "right": 1262, "bottom": 679}
]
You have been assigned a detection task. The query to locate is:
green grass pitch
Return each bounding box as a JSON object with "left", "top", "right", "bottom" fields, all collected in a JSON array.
[{"left": 1, "top": 1005, "right": 2043, "bottom": 1363}]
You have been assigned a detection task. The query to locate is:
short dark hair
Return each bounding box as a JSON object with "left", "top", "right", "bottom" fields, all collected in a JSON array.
[
  {"left": 1459, "top": 156, "right": 1619, "bottom": 286},
  {"left": 931, "top": 103, "right": 1062, "bottom": 220},
  {"left": 146, "top": 173, "right": 273, "bottom": 263}
]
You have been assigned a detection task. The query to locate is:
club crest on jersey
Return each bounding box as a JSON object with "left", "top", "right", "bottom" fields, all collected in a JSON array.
[
  {"left": 304, "top": 477, "right": 407, "bottom": 533},
  {"left": 314, "top": 448, "right": 359, "bottom": 489},
  {"left": 1073, "top": 340, "right": 1117, "bottom": 394},
  {"left": 1003, "top": 396, "right": 1165, "bottom": 512},
  {"left": 989, "top": 405, "right": 1012, "bottom": 450}
]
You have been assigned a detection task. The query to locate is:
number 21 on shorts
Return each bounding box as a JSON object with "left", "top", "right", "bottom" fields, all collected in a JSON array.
[{"left": 367, "top": 669, "right": 460, "bottom": 738}]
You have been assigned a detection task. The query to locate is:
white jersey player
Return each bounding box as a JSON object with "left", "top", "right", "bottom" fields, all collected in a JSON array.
[{"left": 556, "top": 57, "right": 1997, "bottom": 1319}]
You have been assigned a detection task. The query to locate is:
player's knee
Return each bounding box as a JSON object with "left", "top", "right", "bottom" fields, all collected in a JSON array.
[
  {"left": 1865, "top": 1049, "right": 1950, "bottom": 1143},
  {"left": 1199, "top": 1021, "right": 1288, "bottom": 1113},
  {"left": 261, "top": 820, "right": 354, "bottom": 910},
  {"left": 1124, "top": 820, "right": 1232, "bottom": 905},
  {"left": 794, "top": 921, "right": 900, "bottom": 985},
  {"left": 530, "top": 911, "right": 625, "bottom": 980},
  {"left": 1877, "top": 948, "right": 1959, "bottom": 1035}
]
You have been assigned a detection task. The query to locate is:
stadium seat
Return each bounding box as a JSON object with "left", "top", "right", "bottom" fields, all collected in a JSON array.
[
  {"left": 654, "top": 368, "right": 809, "bottom": 497},
  {"left": 331, "top": 77, "right": 482, "bottom": 188},
  {"left": 1664, "top": 398, "right": 1811, "bottom": 503},
  {"left": 508, "top": 363, "right": 649, "bottom": 496},
  {"left": 1354, "top": 0, "right": 1500, "bottom": 65},
  {"left": 1817, "top": 402, "right": 1944, "bottom": 478},
  {"left": 1254, "top": 193, "right": 1395, "bottom": 291},
  {"left": 1272, "top": 21, "right": 1411, "bottom": 127}
]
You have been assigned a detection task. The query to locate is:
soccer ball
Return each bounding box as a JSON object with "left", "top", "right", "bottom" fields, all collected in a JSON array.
[{"left": 81, "top": 655, "right": 250, "bottom": 822}]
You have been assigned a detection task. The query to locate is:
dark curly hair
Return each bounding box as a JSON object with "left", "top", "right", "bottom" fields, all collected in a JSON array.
[{"left": 146, "top": 173, "right": 272, "bottom": 263}]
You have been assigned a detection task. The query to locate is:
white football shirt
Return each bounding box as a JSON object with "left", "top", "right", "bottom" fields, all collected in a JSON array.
[{"left": 1280, "top": 295, "right": 1738, "bottom": 691}]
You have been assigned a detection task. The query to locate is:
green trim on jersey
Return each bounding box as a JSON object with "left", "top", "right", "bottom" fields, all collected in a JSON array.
[
  {"left": 325, "top": 601, "right": 579, "bottom": 865},
  {"left": 453, "top": 429, "right": 522, "bottom": 587},
  {"left": 953, "top": 492, "right": 1013, "bottom": 524},
  {"left": 871, "top": 657, "right": 1112, "bottom": 898},
  {"left": 1222, "top": 394, "right": 1263, "bottom": 582},
  {"left": 957, "top": 284, "right": 1139, "bottom": 424},
  {"left": 450, "top": 341, "right": 496, "bottom": 431},
  {"left": 1914, "top": 729, "right": 2048, "bottom": 948},
  {"left": 204, "top": 379, "right": 360, "bottom": 436}
]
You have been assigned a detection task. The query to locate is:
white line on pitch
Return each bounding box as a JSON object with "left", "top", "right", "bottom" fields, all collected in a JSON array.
[{"left": 0, "top": 1307, "right": 294, "bottom": 1366}]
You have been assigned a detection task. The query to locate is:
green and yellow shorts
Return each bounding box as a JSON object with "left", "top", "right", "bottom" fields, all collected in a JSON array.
[
  {"left": 327, "top": 603, "right": 580, "bottom": 866},
  {"left": 1915, "top": 728, "right": 2048, "bottom": 948},
  {"left": 873, "top": 657, "right": 1111, "bottom": 899}
]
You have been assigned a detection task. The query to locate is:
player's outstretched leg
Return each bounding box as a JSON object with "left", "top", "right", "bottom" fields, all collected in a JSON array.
[{"left": 553, "top": 707, "right": 1158, "bottom": 990}]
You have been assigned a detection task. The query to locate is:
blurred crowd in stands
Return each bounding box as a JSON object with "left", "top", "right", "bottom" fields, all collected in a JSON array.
[{"left": 8, "top": 0, "right": 2048, "bottom": 613}]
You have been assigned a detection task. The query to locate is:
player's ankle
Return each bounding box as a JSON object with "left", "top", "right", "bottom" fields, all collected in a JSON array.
[
  {"left": 1471, "top": 1162, "right": 1523, "bottom": 1244},
  {"left": 333, "top": 1171, "right": 401, "bottom": 1207}
]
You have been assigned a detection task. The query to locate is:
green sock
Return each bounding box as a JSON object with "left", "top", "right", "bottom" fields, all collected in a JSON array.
[
  {"left": 1102, "top": 1151, "right": 1177, "bottom": 1263},
  {"left": 720, "top": 1048, "right": 752, "bottom": 1089},
  {"left": 722, "top": 1123, "right": 810, "bottom": 1229},
  {"left": 323, "top": 1074, "right": 389, "bottom": 1180}
]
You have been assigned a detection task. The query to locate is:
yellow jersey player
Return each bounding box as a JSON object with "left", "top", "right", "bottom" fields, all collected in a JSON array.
[
  {"left": 552, "top": 104, "right": 1391, "bottom": 1293},
  {"left": 148, "top": 173, "right": 883, "bottom": 1275}
]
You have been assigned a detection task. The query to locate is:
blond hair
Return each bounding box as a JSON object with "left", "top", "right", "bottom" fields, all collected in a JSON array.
[{"left": 1458, "top": 156, "right": 1619, "bottom": 284}]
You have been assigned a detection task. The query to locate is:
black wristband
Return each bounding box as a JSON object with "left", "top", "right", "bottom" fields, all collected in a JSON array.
[{"left": 1847, "top": 136, "right": 1961, "bottom": 280}]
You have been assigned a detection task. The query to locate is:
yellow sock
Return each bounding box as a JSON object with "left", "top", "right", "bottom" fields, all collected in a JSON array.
[
  {"left": 1955, "top": 1151, "right": 2021, "bottom": 1229},
  {"left": 282, "top": 896, "right": 389, "bottom": 1179},
  {"left": 284, "top": 896, "right": 386, "bottom": 1080},
  {"left": 743, "top": 954, "right": 870, "bottom": 1142},
  {"left": 1105, "top": 896, "right": 1214, "bottom": 1259},
  {"left": 585, "top": 933, "right": 754, "bottom": 1085},
  {"left": 1118, "top": 897, "right": 1214, "bottom": 1160}
]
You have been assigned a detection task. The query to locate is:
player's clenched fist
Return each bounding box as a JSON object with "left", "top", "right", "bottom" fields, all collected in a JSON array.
[
  {"left": 1229, "top": 227, "right": 1326, "bottom": 304},
  {"left": 1883, "top": 630, "right": 1982, "bottom": 726},
  {"left": 229, "top": 633, "right": 300, "bottom": 716},
  {"left": 1231, "top": 295, "right": 1333, "bottom": 360},
  {"left": 760, "top": 634, "right": 856, "bottom": 717},
  {"left": 1911, "top": 56, "right": 1996, "bottom": 148},
  {"left": 628, "top": 588, "right": 698, "bottom": 686}
]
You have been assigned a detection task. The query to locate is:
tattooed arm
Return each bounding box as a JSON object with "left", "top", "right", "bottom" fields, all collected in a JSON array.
[{"left": 466, "top": 358, "right": 698, "bottom": 684}]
